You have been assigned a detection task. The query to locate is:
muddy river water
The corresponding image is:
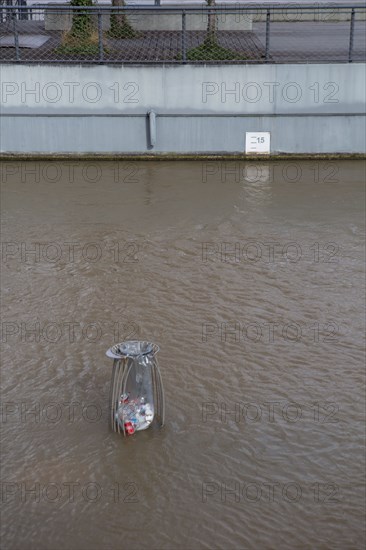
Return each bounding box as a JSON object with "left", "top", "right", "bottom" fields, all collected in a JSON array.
[{"left": 1, "top": 160, "right": 365, "bottom": 549}]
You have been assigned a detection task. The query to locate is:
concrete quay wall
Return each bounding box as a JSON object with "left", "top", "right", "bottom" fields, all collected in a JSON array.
[{"left": 1, "top": 63, "right": 365, "bottom": 155}]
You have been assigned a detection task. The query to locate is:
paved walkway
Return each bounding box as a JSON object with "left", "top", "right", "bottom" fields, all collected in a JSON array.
[{"left": 254, "top": 20, "right": 366, "bottom": 62}]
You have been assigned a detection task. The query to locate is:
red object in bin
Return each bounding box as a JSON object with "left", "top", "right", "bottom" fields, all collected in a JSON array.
[{"left": 124, "top": 421, "right": 135, "bottom": 435}]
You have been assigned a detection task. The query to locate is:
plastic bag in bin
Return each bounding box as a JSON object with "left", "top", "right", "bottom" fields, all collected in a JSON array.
[{"left": 107, "top": 341, "right": 164, "bottom": 436}]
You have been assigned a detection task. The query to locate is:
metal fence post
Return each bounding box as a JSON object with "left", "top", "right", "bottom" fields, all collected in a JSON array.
[
  {"left": 98, "top": 11, "right": 104, "bottom": 62},
  {"left": 265, "top": 9, "right": 270, "bottom": 62},
  {"left": 348, "top": 7, "right": 355, "bottom": 63},
  {"left": 12, "top": 12, "right": 20, "bottom": 62},
  {"left": 182, "top": 10, "right": 187, "bottom": 63}
]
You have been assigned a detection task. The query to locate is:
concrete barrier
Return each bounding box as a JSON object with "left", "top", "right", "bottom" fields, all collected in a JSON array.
[
  {"left": 43, "top": 4, "right": 366, "bottom": 32},
  {"left": 44, "top": 8, "right": 110, "bottom": 31},
  {"left": 251, "top": 7, "right": 366, "bottom": 22},
  {"left": 1, "top": 63, "right": 365, "bottom": 155},
  {"left": 44, "top": 4, "right": 253, "bottom": 32}
]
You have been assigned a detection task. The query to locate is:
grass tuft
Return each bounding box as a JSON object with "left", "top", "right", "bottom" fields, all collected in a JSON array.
[
  {"left": 186, "top": 40, "right": 248, "bottom": 61},
  {"left": 56, "top": 30, "right": 107, "bottom": 57}
]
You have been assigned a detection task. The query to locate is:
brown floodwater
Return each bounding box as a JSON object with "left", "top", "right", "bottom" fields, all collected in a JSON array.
[{"left": 0, "top": 159, "right": 365, "bottom": 550}]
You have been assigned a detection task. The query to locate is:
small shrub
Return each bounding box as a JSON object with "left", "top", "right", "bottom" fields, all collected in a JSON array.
[
  {"left": 57, "top": 30, "right": 107, "bottom": 57},
  {"left": 108, "top": 13, "right": 139, "bottom": 39},
  {"left": 186, "top": 40, "right": 248, "bottom": 61}
]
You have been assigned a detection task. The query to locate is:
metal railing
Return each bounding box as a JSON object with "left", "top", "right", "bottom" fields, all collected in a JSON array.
[{"left": 0, "top": 3, "right": 365, "bottom": 64}]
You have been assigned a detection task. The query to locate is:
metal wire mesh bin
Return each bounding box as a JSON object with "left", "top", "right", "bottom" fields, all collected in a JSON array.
[{"left": 107, "top": 341, "right": 165, "bottom": 436}]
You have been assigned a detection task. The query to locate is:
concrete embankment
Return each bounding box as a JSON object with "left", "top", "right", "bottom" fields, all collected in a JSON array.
[{"left": 1, "top": 63, "right": 365, "bottom": 156}]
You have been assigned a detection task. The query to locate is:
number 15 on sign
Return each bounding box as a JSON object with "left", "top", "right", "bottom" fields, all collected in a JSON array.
[{"left": 245, "top": 132, "right": 271, "bottom": 154}]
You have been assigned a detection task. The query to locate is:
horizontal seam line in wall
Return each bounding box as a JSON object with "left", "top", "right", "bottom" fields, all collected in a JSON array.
[{"left": 1, "top": 113, "right": 365, "bottom": 118}]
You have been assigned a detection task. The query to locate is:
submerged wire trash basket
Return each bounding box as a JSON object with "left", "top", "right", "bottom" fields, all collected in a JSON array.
[{"left": 107, "top": 341, "right": 165, "bottom": 436}]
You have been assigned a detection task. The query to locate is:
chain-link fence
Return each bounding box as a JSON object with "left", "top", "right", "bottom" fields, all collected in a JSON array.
[{"left": 1, "top": 3, "right": 365, "bottom": 64}]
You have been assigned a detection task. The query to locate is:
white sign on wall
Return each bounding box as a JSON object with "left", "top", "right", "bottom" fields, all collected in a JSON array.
[{"left": 245, "top": 132, "right": 271, "bottom": 154}]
